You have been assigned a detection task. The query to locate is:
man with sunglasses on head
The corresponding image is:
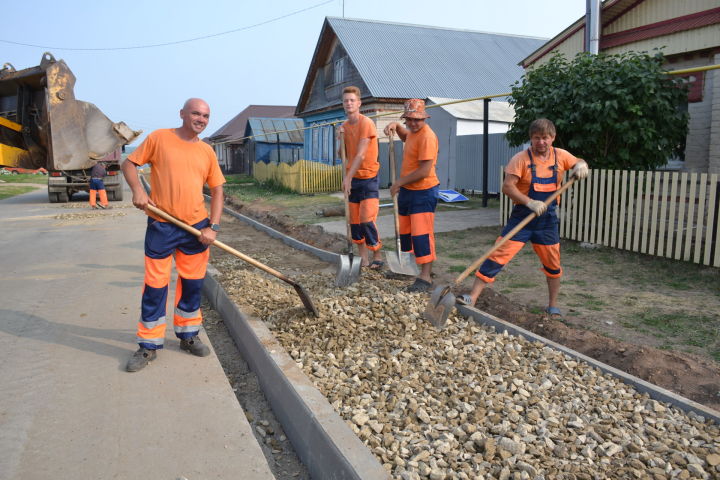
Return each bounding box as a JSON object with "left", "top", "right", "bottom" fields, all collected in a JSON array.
[{"left": 383, "top": 99, "right": 439, "bottom": 292}]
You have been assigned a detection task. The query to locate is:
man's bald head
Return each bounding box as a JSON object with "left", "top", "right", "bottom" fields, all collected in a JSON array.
[{"left": 179, "top": 98, "right": 211, "bottom": 138}]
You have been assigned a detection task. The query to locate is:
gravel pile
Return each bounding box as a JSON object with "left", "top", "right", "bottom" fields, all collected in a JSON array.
[{"left": 214, "top": 258, "right": 720, "bottom": 480}]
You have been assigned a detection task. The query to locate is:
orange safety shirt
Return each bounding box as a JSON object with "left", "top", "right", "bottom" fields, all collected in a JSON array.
[
  {"left": 343, "top": 115, "right": 379, "bottom": 179},
  {"left": 129, "top": 128, "right": 226, "bottom": 224},
  {"left": 505, "top": 147, "right": 580, "bottom": 203},
  {"left": 400, "top": 123, "right": 439, "bottom": 190}
]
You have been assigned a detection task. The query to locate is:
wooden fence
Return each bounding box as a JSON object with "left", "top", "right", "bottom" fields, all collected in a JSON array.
[
  {"left": 253, "top": 159, "right": 342, "bottom": 194},
  {"left": 501, "top": 169, "right": 720, "bottom": 267}
]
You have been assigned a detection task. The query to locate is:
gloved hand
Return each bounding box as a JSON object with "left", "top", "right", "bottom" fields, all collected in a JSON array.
[
  {"left": 571, "top": 160, "right": 589, "bottom": 180},
  {"left": 526, "top": 199, "right": 547, "bottom": 216}
]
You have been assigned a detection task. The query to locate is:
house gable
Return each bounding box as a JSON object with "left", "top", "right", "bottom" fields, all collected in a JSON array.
[{"left": 522, "top": 0, "right": 720, "bottom": 68}]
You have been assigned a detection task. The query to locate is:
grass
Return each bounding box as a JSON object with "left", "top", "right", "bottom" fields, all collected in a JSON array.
[
  {"left": 224, "top": 174, "right": 342, "bottom": 224},
  {"left": 0, "top": 185, "right": 37, "bottom": 200},
  {"left": 624, "top": 310, "right": 720, "bottom": 361},
  {"left": 0, "top": 173, "right": 48, "bottom": 184}
]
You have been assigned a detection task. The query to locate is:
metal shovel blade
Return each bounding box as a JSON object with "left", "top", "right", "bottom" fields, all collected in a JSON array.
[
  {"left": 385, "top": 250, "right": 419, "bottom": 276},
  {"left": 292, "top": 284, "right": 320, "bottom": 317},
  {"left": 423, "top": 285, "right": 456, "bottom": 329},
  {"left": 334, "top": 254, "right": 362, "bottom": 287}
]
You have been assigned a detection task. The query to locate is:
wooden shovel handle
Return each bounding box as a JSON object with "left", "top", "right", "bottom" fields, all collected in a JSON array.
[
  {"left": 454, "top": 177, "right": 578, "bottom": 285},
  {"left": 388, "top": 132, "right": 402, "bottom": 238},
  {"left": 145, "top": 204, "right": 296, "bottom": 285},
  {"left": 339, "top": 133, "right": 353, "bottom": 246}
]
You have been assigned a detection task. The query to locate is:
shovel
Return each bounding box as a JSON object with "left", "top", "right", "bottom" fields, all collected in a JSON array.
[
  {"left": 423, "top": 177, "right": 578, "bottom": 328},
  {"left": 384, "top": 133, "right": 420, "bottom": 276},
  {"left": 145, "top": 204, "right": 319, "bottom": 317},
  {"left": 334, "top": 133, "right": 362, "bottom": 287}
]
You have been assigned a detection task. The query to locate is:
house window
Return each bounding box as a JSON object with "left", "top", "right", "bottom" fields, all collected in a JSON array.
[
  {"left": 333, "top": 57, "right": 345, "bottom": 85},
  {"left": 312, "top": 126, "right": 320, "bottom": 160}
]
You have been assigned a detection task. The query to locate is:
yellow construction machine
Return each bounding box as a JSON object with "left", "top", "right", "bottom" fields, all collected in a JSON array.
[{"left": 0, "top": 52, "right": 140, "bottom": 202}]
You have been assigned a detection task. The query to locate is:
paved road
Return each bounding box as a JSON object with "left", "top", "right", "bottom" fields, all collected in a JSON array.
[{"left": 0, "top": 186, "right": 274, "bottom": 479}]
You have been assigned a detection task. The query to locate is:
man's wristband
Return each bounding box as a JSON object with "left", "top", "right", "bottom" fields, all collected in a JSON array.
[{"left": 209, "top": 223, "right": 221, "bottom": 232}]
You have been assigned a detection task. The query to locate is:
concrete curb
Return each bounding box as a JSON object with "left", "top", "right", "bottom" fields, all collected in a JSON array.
[
  {"left": 456, "top": 303, "right": 720, "bottom": 424},
  {"left": 203, "top": 265, "right": 390, "bottom": 480},
  {"left": 222, "top": 206, "right": 340, "bottom": 264}
]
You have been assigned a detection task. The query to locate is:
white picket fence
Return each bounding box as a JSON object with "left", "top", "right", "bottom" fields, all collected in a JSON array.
[{"left": 500, "top": 169, "right": 720, "bottom": 267}]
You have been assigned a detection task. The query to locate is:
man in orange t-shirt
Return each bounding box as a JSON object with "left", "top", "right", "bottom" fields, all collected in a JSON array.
[
  {"left": 338, "top": 86, "right": 383, "bottom": 269},
  {"left": 120, "top": 98, "right": 226, "bottom": 372},
  {"left": 383, "top": 99, "right": 439, "bottom": 292},
  {"left": 458, "top": 118, "right": 589, "bottom": 317}
]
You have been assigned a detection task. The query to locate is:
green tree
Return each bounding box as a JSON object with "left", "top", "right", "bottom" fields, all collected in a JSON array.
[{"left": 507, "top": 51, "right": 689, "bottom": 170}]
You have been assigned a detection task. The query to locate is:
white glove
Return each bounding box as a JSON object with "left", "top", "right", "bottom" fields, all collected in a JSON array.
[
  {"left": 526, "top": 199, "right": 547, "bottom": 216},
  {"left": 571, "top": 160, "right": 589, "bottom": 180}
]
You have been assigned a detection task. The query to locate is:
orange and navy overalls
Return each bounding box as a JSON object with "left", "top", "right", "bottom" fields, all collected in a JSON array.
[
  {"left": 477, "top": 148, "right": 562, "bottom": 282},
  {"left": 398, "top": 185, "right": 439, "bottom": 264},
  {"left": 88, "top": 163, "right": 108, "bottom": 208},
  {"left": 136, "top": 217, "right": 211, "bottom": 350},
  {"left": 349, "top": 176, "right": 381, "bottom": 250}
]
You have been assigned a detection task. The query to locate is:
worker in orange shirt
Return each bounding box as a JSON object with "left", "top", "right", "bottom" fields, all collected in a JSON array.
[
  {"left": 338, "top": 86, "right": 383, "bottom": 269},
  {"left": 458, "top": 118, "right": 589, "bottom": 317},
  {"left": 120, "top": 98, "right": 225, "bottom": 372},
  {"left": 383, "top": 99, "right": 439, "bottom": 292}
]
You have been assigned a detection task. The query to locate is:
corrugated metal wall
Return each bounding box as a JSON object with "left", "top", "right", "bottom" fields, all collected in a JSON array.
[{"left": 455, "top": 134, "right": 525, "bottom": 194}]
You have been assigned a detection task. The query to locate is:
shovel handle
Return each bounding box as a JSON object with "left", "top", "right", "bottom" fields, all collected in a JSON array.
[
  {"left": 339, "top": 133, "right": 353, "bottom": 248},
  {"left": 454, "top": 177, "right": 578, "bottom": 285},
  {"left": 145, "top": 204, "right": 297, "bottom": 285},
  {"left": 388, "top": 133, "right": 402, "bottom": 240}
]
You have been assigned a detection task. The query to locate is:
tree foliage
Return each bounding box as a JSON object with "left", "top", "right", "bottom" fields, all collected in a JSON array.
[{"left": 507, "top": 51, "right": 689, "bottom": 170}]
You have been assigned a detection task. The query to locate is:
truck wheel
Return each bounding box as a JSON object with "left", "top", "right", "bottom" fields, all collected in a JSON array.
[
  {"left": 57, "top": 191, "right": 69, "bottom": 203},
  {"left": 48, "top": 192, "right": 60, "bottom": 203},
  {"left": 109, "top": 186, "right": 123, "bottom": 201}
]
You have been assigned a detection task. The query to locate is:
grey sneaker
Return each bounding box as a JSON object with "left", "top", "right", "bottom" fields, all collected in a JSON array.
[
  {"left": 180, "top": 336, "right": 210, "bottom": 357},
  {"left": 126, "top": 347, "right": 157, "bottom": 372}
]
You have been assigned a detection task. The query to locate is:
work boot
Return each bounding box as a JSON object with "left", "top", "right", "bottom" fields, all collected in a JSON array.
[
  {"left": 97, "top": 203, "right": 106, "bottom": 209},
  {"left": 126, "top": 347, "right": 157, "bottom": 372},
  {"left": 180, "top": 335, "right": 210, "bottom": 357}
]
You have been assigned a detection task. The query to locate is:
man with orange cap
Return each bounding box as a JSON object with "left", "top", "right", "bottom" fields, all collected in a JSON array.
[
  {"left": 383, "top": 99, "right": 439, "bottom": 292},
  {"left": 120, "top": 97, "right": 225, "bottom": 372}
]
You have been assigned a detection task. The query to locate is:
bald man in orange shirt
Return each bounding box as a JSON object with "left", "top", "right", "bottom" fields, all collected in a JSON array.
[{"left": 121, "top": 98, "right": 225, "bottom": 372}]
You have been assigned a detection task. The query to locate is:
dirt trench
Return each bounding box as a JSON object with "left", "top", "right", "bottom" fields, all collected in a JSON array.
[{"left": 217, "top": 197, "right": 720, "bottom": 412}]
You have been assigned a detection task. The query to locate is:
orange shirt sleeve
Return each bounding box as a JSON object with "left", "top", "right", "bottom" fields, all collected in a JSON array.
[
  {"left": 205, "top": 145, "right": 225, "bottom": 188},
  {"left": 128, "top": 133, "right": 157, "bottom": 166}
]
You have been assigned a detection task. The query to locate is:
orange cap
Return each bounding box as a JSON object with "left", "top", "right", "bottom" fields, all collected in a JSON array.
[{"left": 401, "top": 98, "right": 430, "bottom": 119}]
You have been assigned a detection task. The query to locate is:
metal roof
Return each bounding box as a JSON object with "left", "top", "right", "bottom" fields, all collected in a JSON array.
[
  {"left": 246, "top": 118, "right": 304, "bottom": 144},
  {"left": 327, "top": 17, "right": 547, "bottom": 99},
  {"left": 207, "top": 105, "right": 296, "bottom": 142}
]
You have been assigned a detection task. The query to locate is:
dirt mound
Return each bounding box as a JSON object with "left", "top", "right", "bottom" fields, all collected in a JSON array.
[{"left": 225, "top": 196, "right": 347, "bottom": 252}]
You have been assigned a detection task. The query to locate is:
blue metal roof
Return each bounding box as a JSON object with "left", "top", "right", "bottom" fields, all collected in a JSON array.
[
  {"left": 246, "top": 118, "right": 304, "bottom": 144},
  {"left": 327, "top": 17, "right": 547, "bottom": 99}
]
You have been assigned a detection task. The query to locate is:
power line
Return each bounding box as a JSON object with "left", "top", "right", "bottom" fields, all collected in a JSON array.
[{"left": 0, "top": 0, "right": 333, "bottom": 51}]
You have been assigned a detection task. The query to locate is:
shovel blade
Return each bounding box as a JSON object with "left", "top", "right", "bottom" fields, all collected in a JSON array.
[
  {"left": 335, "top": 254, "right": 362, "bottom": 287},
  {"left": 385, "top": 250, "right": 420, "bottom": 276},
  {"left": 292, "top": 284, "right": 320, "bottom": 317},
  {"left": 423, "top": 285, "right": 456, "bottom": 329}
]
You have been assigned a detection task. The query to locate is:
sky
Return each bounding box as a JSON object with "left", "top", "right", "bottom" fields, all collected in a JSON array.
[{"left": 1, "top": 0, "right": 587, "bottom": 145}]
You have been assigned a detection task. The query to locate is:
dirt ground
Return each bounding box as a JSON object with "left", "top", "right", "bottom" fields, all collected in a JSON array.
[{"left": 221, "top": 195, "right": 720, "bottom": 413}]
